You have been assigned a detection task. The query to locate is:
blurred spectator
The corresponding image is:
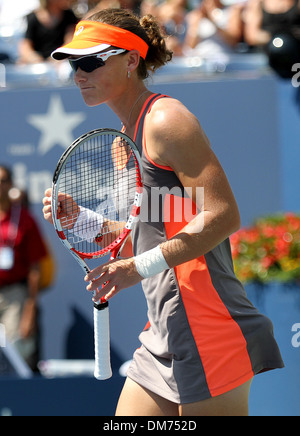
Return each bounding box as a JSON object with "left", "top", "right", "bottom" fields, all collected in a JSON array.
[
  {"left": 82, "top": 0, "right": 121, "bottom": 17},
  {"left": 0, "top": 165, "right": 49, "bottom": 371},
  {"left": 157, "top": 0, "right": 188, "bottom": 56},
  {"left": 19, "top": 0, "right": 78, "bottom": 64},
  {"left": 0, "top": 0, "right": 39, "bottom": 26},
  {"left": 244, "top": 0, "right": 300, "bottom": 46},
  {"left": 119, "top": 0, "right": 142, "bottom": 13},
  {"left": 0, "top": 0, "right": 40, "bottom": 63},
  {"left": 82, "top": 0, "right": 141, "bottom": 17},
  {"left": 244, "top": 0, "right": 300, "bottom": 77},
  {"left": 140, "top": 0, "right": 158, "bottom": 17},
  {"left": 184, "top": 0, "right": 246, "bottom": 58}
]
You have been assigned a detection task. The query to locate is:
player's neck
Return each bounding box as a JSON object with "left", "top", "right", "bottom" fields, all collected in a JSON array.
[
  {"left": 123, "top": 89, "right": 151, "bottom": 135},
  {"left": 108, "top": 86, "right": 151, "bottom": 138}
]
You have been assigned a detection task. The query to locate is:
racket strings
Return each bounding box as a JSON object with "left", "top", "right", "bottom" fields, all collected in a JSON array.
[{"left": 58, "top": 133, "right": 138, "bottom": 256}]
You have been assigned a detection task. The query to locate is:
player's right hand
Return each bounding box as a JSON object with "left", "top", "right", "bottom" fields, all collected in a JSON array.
[
  {"left": 42, "top": 188, "right": 54, "bottom": 224},
  {"left": 42, "top": 188, "right": 80, "bottom": 229}
]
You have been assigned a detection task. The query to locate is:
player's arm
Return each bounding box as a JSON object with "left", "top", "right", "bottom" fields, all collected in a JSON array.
[
  {"left": 86, "top": 99, "right": 241, "bottom": 301},
  {"left": 145, "top": 97, "right": 241, "bottom": 268}
]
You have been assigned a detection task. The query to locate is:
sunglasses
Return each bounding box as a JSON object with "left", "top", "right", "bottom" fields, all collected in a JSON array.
[{"left": 69, "top": 49, "right": 126, "bottom": 73}]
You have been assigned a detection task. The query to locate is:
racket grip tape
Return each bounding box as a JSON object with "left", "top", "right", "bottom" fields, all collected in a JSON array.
[{"left": 93, "top": 301, "right": 112, "bottom": 380}]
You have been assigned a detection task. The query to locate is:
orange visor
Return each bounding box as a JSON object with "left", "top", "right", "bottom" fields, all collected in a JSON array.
[{"left": 52, "top": 21, "right": 149, "bottom": 60}]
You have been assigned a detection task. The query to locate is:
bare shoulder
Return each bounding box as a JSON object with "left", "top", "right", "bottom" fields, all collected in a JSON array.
[
  {"left": 146, "top": 97, "right": 200, "bottom": 135},
  {"left": 144, "top": 96, "right": 210, "bottom": 167}
]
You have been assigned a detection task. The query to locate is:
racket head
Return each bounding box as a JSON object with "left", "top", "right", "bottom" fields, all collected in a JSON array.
[{"left": 52, "top": 128, "right": 143, "bottom": 260}]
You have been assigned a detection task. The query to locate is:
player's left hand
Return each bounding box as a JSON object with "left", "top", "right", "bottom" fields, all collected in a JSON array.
[{"left": 84, "top": 258, "right": 143, "bottom": 302}]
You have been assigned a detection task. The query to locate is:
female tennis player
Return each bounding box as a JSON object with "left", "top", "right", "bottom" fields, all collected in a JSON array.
[{"left": 42, "top": 8, "right": 284, "bottom": 416}]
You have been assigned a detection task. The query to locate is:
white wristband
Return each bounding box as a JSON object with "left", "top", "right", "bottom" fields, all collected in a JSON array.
[
  {"left": 134, "top": 245, "right": 169, "bottom": 279},
  {"left": 72, "top": 206, "right": 103, "bottom": 242}
]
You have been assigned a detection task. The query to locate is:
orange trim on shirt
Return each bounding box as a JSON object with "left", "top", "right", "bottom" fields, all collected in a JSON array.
[
  {"left": 163, "top": 194, "right": 254, "bottom": 396},
  {"left": 133, "top": 94, "right": 155, "bottom": 142}
]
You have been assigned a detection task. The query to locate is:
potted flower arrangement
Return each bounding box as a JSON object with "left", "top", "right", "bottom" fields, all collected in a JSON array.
[
  {"left": 230, "top": 213, "right": 300, "bottom": 415},
  {"left": 230, "top": 213, "right": 300, "bottom": 284}
]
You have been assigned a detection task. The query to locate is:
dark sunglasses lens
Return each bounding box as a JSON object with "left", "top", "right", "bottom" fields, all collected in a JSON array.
[{"left": 69, "top": 56, "right": 105, "bottom": 72}]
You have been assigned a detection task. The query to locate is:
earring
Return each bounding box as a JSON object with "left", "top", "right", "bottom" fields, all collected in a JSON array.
[{"left": 127, "top": 71, "right": 131, "bottom": 79}]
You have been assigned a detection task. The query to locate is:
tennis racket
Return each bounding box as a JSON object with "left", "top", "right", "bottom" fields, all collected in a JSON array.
[{"left": 51, "top": 128, "right": 143, "bottom": 380}]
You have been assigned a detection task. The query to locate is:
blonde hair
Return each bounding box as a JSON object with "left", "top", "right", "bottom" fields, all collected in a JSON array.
[{"left": 88, "top": 8, "right": 173, "bottom": 79}]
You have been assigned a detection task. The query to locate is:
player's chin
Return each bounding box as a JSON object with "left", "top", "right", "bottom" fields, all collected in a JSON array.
[{"left": 80, "top": 90, "right": 102, "bottom": 107}]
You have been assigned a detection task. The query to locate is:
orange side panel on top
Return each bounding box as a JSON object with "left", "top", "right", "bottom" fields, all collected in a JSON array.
[{"left": 163, "top": 194, "right": 254, "bottom": 396}]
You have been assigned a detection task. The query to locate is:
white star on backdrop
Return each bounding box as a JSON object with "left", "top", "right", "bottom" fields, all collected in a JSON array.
[{"left": 27, "top": 94, "right": 86, "bottom": 155}]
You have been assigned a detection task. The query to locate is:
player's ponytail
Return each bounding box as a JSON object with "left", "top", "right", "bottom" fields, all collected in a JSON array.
[{"left": 139, "top": 14, "right": 173, "bottom": 78}]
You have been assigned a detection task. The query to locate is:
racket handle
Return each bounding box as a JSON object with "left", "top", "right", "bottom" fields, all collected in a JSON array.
[{"left": 93, "top": 301, "right": 112, "bottom": 380}]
